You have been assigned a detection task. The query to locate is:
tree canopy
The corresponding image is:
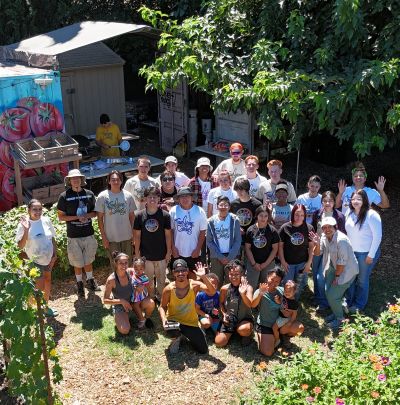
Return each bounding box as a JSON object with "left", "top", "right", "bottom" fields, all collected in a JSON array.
[{"left": 140, "top": 0, "right": 400, "bottom": 156}]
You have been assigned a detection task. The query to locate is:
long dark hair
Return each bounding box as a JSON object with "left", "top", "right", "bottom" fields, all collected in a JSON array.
[
  {"left": 349, "top": 189, "right": 369, "bottom": 228},
  {"left": 290, "top": 204, "right": 307, "bottom": 225}
]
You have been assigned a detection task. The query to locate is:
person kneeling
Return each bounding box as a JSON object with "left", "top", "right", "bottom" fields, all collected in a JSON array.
[
  {"left": 195, "top": 273, "right": 220, "bottom": 333},
  {"left": 215, "top": 261, "right": 254, "bottom": 347},
  {"left": 159, "top": 259, "right": 216, "bottom": 354}
]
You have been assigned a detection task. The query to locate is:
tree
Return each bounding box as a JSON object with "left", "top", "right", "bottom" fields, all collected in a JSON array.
[{"left": 139, "top": 0, "right": 400, "bottom": 156}]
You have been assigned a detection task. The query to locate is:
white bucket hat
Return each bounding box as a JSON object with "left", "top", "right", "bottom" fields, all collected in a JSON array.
[
  {"left": 64, "top": 169, "right": 86, "bottom": 187},
  {"left": 195, "top": 157, "right": 213, "bottom": 172}
]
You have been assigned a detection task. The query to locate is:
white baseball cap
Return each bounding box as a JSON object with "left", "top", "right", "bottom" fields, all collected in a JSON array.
[
  {"left": 321, "top": 217, "right": 337, "bottom": 227},
  {"left": 165, "top": 156, "right": 178, "bottom": 164}
]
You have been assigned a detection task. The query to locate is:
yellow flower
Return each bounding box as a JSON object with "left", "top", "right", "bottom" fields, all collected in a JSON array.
[
  {"left": 371, "top": 391, "right": 380, "bottom": 399},
  {"left": 29, "top": 267, "right": 40, "bottom": 278},
  {"left": 301, "top": 384, "right": 309, "bottom": 390},
  {"left": 369, "top": 354, "right": 380, "bottom": 363},
  {"left": 49, "top": 349, "right": 57, "bottom": 357},
  {"left": 258, "top": 361, "right": 267, "bottom": 370},
  {"left": 373, "top": 363, "right": 383, "bottom": 371},
  {"left": 388, "top": 304, "right": 400, "bottom": 313},
  {"left": 360, "top": 374, "right": 367, "bottom": 380}
]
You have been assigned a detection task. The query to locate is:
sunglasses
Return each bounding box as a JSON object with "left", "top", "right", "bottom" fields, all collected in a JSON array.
[
  {"left": 231, "top": 151, "right": 242, "bottom": 155},
  {"left": 162, "top": 177, "right": 175, "bottom": 182}
]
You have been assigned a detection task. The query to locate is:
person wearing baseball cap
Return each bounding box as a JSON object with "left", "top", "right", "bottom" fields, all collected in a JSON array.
[
  {"left": 271, "top": 181, "right": 293, "bottom": 230},
  {"left": 212, "top": 142, "right": 246, "bottom": 182},
  {"left": 57, "top": 169, "right": 100, "bottom": 297},
  {"left": 159, "top": 259, "right": 216, "bottom": 354},
  {"left": 158, "top": 155, "right": 190, "bottom": 189},
  {"left": 310, "top": 216, "right": 359, "bottom": 330}
]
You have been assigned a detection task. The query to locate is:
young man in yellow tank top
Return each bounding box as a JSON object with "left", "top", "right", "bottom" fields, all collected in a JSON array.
[{"left": 159, "top": 259, "right": 216, "bottom": 354}]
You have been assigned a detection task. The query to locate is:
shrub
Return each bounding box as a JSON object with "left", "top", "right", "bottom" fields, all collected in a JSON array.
[{"left": 243, "top": 301, "right": 400, "bottom": 404}]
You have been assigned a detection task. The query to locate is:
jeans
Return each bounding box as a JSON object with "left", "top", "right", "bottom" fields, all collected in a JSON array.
[
  {"left": 325, "top": 266, "right": 354, "bottom": 320},
  {"left": 312, "top": 255, "right": 329, "bottom": 309},
  {"left": 346, "top": 249, "right": 380, "bottom": 310},
  {"left": 283, "top": 262, "right": 308, "bottom": 300}
]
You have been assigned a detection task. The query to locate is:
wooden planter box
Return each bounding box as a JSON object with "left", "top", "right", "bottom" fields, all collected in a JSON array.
[
  {"left": 22, "top": 174, "right": 65, "bottom": 202},
  {"left": 14, "top": 139, "right": 44, "bottom": 163},
  {"left": 54, "top": 133, "right": 79, "bottom": 157},
  {"left": 34, "top": 135, "right": 63, "bottom": 161}
]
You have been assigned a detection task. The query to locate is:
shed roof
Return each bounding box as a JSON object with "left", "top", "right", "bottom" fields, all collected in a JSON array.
[{"left": 58, "top": 42, "right": 124, "bottom": 70}]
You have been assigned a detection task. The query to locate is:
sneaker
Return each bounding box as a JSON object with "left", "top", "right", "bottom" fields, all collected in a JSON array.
[
  {"left": 138, "top": 320, "right": 146, "bottom": 330},
  {"left": 241, "top": 336, "right": 252, "bottom": 347},
  {"left": 348, "top": 306, "right": 359, "bottom": 315},
  {"left": 169, "top": 336, "right": 182, "bottom": 354},
  {"left": 45, "top": 307, "right": 59, "bottom": 317},
  {"left": 324, "top": 313, "right": 336, "bottom": 324},
  {"left": 77, "top": 281, "right": 85, "bottom": 297},
  {"left": 86, "top": 278, "right": 101, "bottom": 291},
  {"left": 327, "top": 318, "right": 344, "bottom": 330},
  {"left": 145, "top": 318, "right": 154, "bottom": 329}
]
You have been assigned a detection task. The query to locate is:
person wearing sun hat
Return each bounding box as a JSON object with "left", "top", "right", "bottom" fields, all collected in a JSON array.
[
  {"left": 310, "top": 216, "right": 359, "bottom": 330},
  {"left": 188, "top": 157, "right": 218, "bottom": 212},
  {"left": 57, "top": 169, "right": 100, "bottom": 297},
  {"left": 212, "top": 142, "right": 246, "bottom": 182}
]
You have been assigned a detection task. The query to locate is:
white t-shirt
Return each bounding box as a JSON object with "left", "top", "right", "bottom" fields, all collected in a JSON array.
[
  {"left": 234, "top": 174, "right": 267, "bottom": 197},
  {"left": 156, "top": 171, "right": 190, "bottom": 190},
  {"left": 211, "top": 214, "right": 231, "bottom": 253},
  {"left": 213, "top": 159, "right": 246, "bottom": 182},
  {"left": 198, "top": 178, "right": 211, "bottom": 211},
  {"left": 15, "top": 216, "right": 55, "bottom": 266},
  {"left": 95, "top": 189, "right": 135, "bottom": 242},
  {"left": 296, "top": 193, "right": 322, "bottom": 224},
  {"left": 271, "top": 203, "right": 293, "bottom": 229},
  {"left": 341, "top": 186, "right": 381, "bottom": 216},
  {"left": 207, "top": 187, "right": 237, "bottom": 215},
  {"left": 170, "top": 204, "right": 208, "bottom": 257},
  {"left": 256, "top": 179, "right": 297, "bottom": 204},
  {"left": 123, "top": 175, "right": 158, "bottom": 211}
]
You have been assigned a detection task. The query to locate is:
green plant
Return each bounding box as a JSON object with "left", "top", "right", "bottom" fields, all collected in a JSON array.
[{"left": 243, "top": 301, "right": 400, "bottom": 404}]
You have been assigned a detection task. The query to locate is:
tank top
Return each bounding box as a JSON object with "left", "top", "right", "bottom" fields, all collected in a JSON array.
[
  {"left": 225, "top": 284, "right": 253, "bottom": 323},
  {"left": 167, "top": 280, "right": 199, "bottom": 327},
  {"left": 112, "top": 271, "right": 133, "bottom": 302}
]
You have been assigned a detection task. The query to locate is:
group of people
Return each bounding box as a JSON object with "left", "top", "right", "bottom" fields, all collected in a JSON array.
[{"left": 15, "top": 141, "right": 388, "bottom": 357}]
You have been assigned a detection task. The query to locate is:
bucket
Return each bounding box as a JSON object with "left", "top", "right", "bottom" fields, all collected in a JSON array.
[{"left": 188, "top": 110, "right": 198, "bottom": 152}]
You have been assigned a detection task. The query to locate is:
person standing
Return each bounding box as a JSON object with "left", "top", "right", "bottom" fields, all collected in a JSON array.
[
  {"left": 296, "top": 175, "right": 322, "bottom": 224},
  {"left": 157, "top": 156, "right": 190, "bottom": 189},
  {"left": 234, "top": 155, "right": 267, "bottom": 198},
  {"left": 207, "top": 196, "right": 241, "bottom": 286},
  {"left": 95, "top": 170, "right": 135, "bottom": 266},
  {"left": 169, "top": 187, "right": 208, "bottom": 273},
  {"left": 124, "top": 156, "right": 158, "bottom": 211},
  {"left": 212, "top": 142, "right": 246, "bottom": 182},
  {"left": 159, "top": 170, "right": 178, "bottom": 212},
  {"left": 133, "top": 187, "right": 172, "bottom": 301},
  {"left": 57, "top": 169, "right": 100, "bottom": 297},
  {"left": 271, "top": 182, "right": 293, "bottom": 230},
  {"left": 95, "top": 113, "right": 122, "bottom": 157},
  {"left": 16, "top": 199, "right": 58, "bottom": 317},
  {"left": 207, "top": 170, "right": 237, "bottom": 217},
  {"left": 256, "top": 159, "right": 297, "bottom": 205}
]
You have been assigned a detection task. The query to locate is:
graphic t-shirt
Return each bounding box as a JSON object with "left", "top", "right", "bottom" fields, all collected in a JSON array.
[
  {"left": 245, "top": 224, "right": 280, "bottom": 264},
  {"left": 271, "top": 203, "right": 293, "bottom": 230},
  {"left": 230, "top": 198, "right": 262, "bottom": 242},
  {"left": 279, "top": 222, "right": 314, "bottom": 264},
  {"left": 195, "top": 291, "right": 220, "bottom": 318},
  {"left": 211, "top": 214, "right": 231, "bottom": 253},
  {"left": 57, "top": 188, "right": 96, "bottom": 238},
  {"left": 207, "top": 187, "right": 237, "bottom": 215},
  {"left": 95, "top": 123, "right": 122, "bottom": 157},
  {"left": 341, "top": 186, "right": 381, "bottom": 216},
  {"left": 256, "top": 179, "right": 297, "bottom": 204},
  {"left": 133, "top": 208, "right": 171, "bottom": 261},
  {"left": 234, "top": 174, "right": 267, "bottom": 197},
  {"left": 198, "top": 178, "right": 211, "bottom": 211},
  {"left": 296, "top": 193, "right": 322, "bottom": 224},
  {"left": 124, "top": 175, "right": 158, "bottom": 211},
  {"left": 213, "top": 159, "right": 246, "bottom": 182},
  {"left": 279, "top": 296, "right": 299, "bottom": 318},
  {"left": 15, "top": 216, "right": 55, "bottom": 265},
  {"left": 95, "top": 189, "right": 135, "bottom": 242},
  {"left": 170, "top": 204, "right": 208, "bottom": 257}
]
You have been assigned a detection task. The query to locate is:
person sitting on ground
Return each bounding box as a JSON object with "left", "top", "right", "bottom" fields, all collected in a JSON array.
[
  {"left": 95, "top": 113, "right": 122, "bottom": 157},
  {"left": 336, "top": 162, "right": 389, "bottom": 216},
  {"left": 16, "top": 199, "right": 58, "bottom": 317},
  {"left": 207, "top": 196, "right": 242, "bottom": 287},
  {"left": 195, "top": 273, "right": 220, "bottom": 333},
  {"left": 159, "top": 259, "right": 216, "bottom": 354},
  {"left": 159, "top": 170, "right": 177, "bottom": 211},
  {"left": 271, "top": 182, "right": 293, "bottom": 230},
  {"left": 256, "top": 159, "right": 297, "bottom": 205},
  {"left": 212, "top": 142, "right": 246, "bottom": 182},
  {"left": 215, "top": 261, "right": 254, "bottom": 348},
  {"left": 234, "top": 155, "right": 267, "bottom": 198},
  {"left": 272, "top": 280, "right": 299, "bottom": 348},
  {"left": 129, "top": 257, "right": 155, "bottom": 329},
  {"left": 252, "top": 267, "right": 304, "bottom": 357},
  {"left": 157, "top": 156, "right": 190, "bottom": 189},
  {"left": 207, "top": 170, "right": 237, "bottom": 217},
  {"left": 296, "top": 175, "right": 322, "bottom": 224},
  {"left": 103, "top": 252, "right": 134, "bottom": 335}
]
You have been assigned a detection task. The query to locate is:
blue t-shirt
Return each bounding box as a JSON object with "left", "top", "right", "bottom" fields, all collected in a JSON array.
[{"left": 195, "top": 291, "right": 220, "bottom": 318}]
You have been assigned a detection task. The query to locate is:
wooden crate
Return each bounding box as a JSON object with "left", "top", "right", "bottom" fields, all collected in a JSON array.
[
  {"left": 14, "top": 139, "right": 44, "bottom": 163},
  {"left": 54, "top": 133, "right": 79, "bottom": 157},
  {"left": 22, "top": 176, "right": 51, "bottom": 200},
  {"left": 34, "top": 135, "right": 63, "bottom": 161},
  {"left": 49, "top": 182, "right": 65, "bottom": 197}
]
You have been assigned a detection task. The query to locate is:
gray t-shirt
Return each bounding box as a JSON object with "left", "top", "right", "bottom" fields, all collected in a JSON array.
[
  {"left": 254, "top": 286, "right": 283, "bottom": 327},
  {"left": 95, "top": 189, "right": 135, "bottom": 242},
  {"left": 123, "top": 175, "right": 157, "bottom": 210}
]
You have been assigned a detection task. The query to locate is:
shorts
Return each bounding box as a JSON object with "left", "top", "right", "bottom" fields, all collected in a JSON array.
[
  {"left": 199, "top": 316, "right": 219, "bottom": 332},
  {"left": 113, "top": 304, "right": 126, "bottom": 314},
  {"left": 275, "top": 316, "right": 290, "bottom": 329},
  {"left": 108, "top": 240, "right": 133, "bottom": 267},
  {"left": 67, "top": 235, "right": 98, "bottom": 268},
  {"left": 218, "top": 317, "right": 254, "bottom": 334},
  {"left": 29, "top": 262, "right": 51, "bottom": 279},
  {"left": 255, "top": 323, "right": 274, "bottom": 335}
]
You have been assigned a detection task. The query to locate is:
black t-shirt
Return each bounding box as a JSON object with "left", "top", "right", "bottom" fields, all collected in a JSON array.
[
  {"left": 245, "top": 224, "right": 280, "bottom": 264},
  {"left": 278, "top": 222, "right": 314, "bottom": 264},
  {"left": 57, "top": 188, "right": 95, "bottom": 238},
  {"left": 133, "top": 208, "right": 171, "bottom": 260},
  {"left": 279, "top": 296, "right": 299, "bottom": 318},
  {"left": 230, "top": 197, "right": 262, "bottom": 242}
]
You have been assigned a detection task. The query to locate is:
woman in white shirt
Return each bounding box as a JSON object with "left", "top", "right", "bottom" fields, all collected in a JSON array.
[
  {"left": 296, "top": 175, "right": 322, "bottom": 224},
  {"left": 16, "top": 199, "right": 58, "bottom": 317},
  {"left": 345, "top": 189, "right": 382, "bottom": 313}
]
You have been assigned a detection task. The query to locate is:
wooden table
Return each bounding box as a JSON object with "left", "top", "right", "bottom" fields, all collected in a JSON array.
[{"left": 12, "top": 151, "right": 82, "bottom": 206}]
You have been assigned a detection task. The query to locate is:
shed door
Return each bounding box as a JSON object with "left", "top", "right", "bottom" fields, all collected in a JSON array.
[
  {"left": 158, "top": 82, "right": 188, "bottom": 153},
  {"left": 60, "top": 75, "right": 77, "bottom": 135}
]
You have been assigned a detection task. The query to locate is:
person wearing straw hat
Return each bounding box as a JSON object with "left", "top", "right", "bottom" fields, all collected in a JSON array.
[
  {"left": 57, "top": 169, "right": 100, "bottom": 297},
  {"left": 212, "top": 142, "right": 246, "bottom": 182},
  {"left": 95, "top": 113, "right": 122, "bottom": 157}
]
